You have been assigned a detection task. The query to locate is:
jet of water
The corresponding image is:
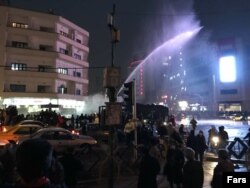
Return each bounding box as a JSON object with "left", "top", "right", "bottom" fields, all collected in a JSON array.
[{"left": 118, "top": 27, "right": 202, "bottom": 95}]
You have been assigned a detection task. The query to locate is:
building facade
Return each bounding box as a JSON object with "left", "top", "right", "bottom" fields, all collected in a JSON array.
[{"left": 0, "top": 6, "right": 89, "bottom": 115}]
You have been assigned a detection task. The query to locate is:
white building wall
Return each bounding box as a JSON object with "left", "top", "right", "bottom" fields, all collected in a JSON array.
[{"left": 0, "top": 6, "right": 90, "bottom": 114}]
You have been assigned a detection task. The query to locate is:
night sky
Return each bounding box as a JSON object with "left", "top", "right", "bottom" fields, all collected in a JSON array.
[{"left": 8, "top": 0, "right": 250, "bottom": 94}]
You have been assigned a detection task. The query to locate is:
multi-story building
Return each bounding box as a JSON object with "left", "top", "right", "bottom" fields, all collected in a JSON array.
[{"left": 0, "top": 6, "right": 89, "bottom": 115}]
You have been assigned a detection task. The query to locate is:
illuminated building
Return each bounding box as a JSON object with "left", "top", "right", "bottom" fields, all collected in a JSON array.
[
  {"left": 128, "top": 60, "right": 145, "bottom": 103},
  {"left": 214, "top": 38, "right": 244, "bottom": 112},
  {"left": 0, "top": 6, "right": 89, "bottom": 115}
]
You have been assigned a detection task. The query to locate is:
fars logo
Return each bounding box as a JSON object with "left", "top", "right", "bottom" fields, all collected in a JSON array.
[{"left": 223, "top": 172, "right": 250, "bottom": 187}]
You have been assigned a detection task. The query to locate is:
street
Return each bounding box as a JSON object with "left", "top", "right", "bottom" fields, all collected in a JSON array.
[{"left": 76, "top": 118, "right": 250, "bottom": 188}]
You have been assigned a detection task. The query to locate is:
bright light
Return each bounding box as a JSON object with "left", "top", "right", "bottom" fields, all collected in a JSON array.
[
  {"left": 212, "top": 136, "right": 219, "bottom": 146},
  {"left": 178, "top": 101, "right": 188, "bottom": 111},
  {"left": 219, "top": 56, "right": 236, "bottom": 82}
]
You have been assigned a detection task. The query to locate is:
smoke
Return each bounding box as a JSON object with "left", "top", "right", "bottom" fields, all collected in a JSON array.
[{"left": 82, "top": 93, "right": 108, "bottom": 114}]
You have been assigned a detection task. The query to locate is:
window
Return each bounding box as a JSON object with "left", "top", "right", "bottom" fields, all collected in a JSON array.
[
  {"left": 57, "top": 85, "right": 67, "bottom": 94},
  {"left": 220, "top": 89, "right": 238, "bottom": 95},
  {"left": 14, "top": 127, "right": 32, "bottom": 135},
  {"left": 57, "top": 131, "right": 72, "bottom": 140},
  {"left": 38, "top": 65, "right": 52, "bottom": 72},
  {"left": 73, "top": 53, "right": 81, "bottom": 60},
  {"left": 59, "top": 48, "right": 68, "bottom": 55},
  {"left": 11, "top": 63, "right": 27, "bottom": 71},
  {"left": 57, "top": 68, "right": 68, "bottom": 75},
  {"left": 38, "top": 65, "right": 45, "bottom": 72},
  {"left": 12, "top": 22, "right": 28, "bottom": 29},
  {"left": 10, "top": 84, "right": 26, "bottom": 92},
  {"left": 76, "top": 89, "right": 81, "bottom": 95},
  {"left": 12, "top": 41, "right": 28, "bottom": 48},
  {"left": 60, "top": 31, "right": 68, "bottom": 38},
  {"left": 76, "top": 39, "right": 82, "bottom": 44},
  {"left": 37, "top": 85, "right": 46, "bottom": 93},
  {"left": 73, "top": 71, "right": 81, "bottom": 77},
  {"left": 41, "top": 132, "right": 54, "bottom": 140}
]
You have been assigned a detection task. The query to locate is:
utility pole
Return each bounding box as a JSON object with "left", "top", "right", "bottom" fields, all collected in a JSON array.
[{"left": 104, "top": 4, "right": 121, "bottom": 188}]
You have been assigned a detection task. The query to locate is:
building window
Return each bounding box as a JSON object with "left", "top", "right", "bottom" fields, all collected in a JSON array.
[
  {"left": 220, "top": 89, "right": 238, "bottom": 95},
  {"left": 10, "top": 84, "right": 26, "bottom": 92},
  {"left": 59, "top": 48, "right": 68, "bottom": 55},
  {"left": 57, "top": 68, "right": 68, "bottom": 75},
  {"left": 73, "top": 71, "right": 81, "bottom": 77},
  {"left": 60, "top": 31, "right": 68, "bottom": 38},
  {"left": 37, "top": 85, "right": 46, "bottom": 93},
  {"left": 11, "top": 63, "right": 27, "bottom": 71},
  {"left": 76, "top": 39, "right": 82, "bottom": 44},
  {"left": 12, "top": 41, "right": 28, "bottom": 48},
  {"left": 38, "top": 65, "right": 52, "bottom": 72},
  {"left": 57, "top": 85, "right": 67, "bottom": 94},
  {"left": 73, "top": 53, "right": 81, "bottom": 60},
  {"left": 76, "top": 89, "right": 81, "bottom": 95},
  {"left": 12, "top": 22, "right": 28, "bottom": 29}
]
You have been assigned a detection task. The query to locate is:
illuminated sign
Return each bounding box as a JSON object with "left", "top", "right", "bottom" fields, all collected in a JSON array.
[{"left": 219, "top": 56, "right": 236, "bottom": 83}]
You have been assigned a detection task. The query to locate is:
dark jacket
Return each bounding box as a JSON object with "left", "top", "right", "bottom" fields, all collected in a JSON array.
[
  {"left": 183, "top": 159, "right": 204, "bottom": 188},
  {"left": 196, "top": 135, "right": 207, "bottom": 153},
  {"left": 164, "top": 147, "right": 185, "bottom": 184},
  {"left": 138, "top": 153, "right": 160, "bottom": 188},
  {"left": 211, "top": 160, "right": 234, "bottom": 188}
]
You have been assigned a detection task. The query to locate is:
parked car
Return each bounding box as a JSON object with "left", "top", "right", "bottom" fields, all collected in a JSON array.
[
  {"left": 0, "top": 124, "right": 42, "bottom": 143},
  {"left": 1, "top": 120, "right": 47, "bottom": 133},
  {"left": 25, "top": 127, "right": 97, "bottom": 153}
]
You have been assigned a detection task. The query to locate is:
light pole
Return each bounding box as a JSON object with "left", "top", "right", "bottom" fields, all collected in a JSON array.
[{"left": 106, "top": 4, "right": 120, "bottom": 188}]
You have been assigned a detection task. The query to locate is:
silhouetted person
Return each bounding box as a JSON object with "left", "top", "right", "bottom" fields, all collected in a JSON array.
[
  {"left": 195, "top": 130, "right": 208, "bottom": 162},
  {"left": 218, "top": 126, "right": 229, "bottom": 148},
  {"left": 164, "top": 142, "right": 185, "bottom": 188},
  {"left": 178, "top": 124, "right": 186, "bottom": 138},
  {"left": 60, "top": 147, "right": 83, "bottom": 188},
  {"left": 138, "top": 146, "right": 160, "bottom": 188},
  {"left": 183, "top": 147, "right": 204, "bottom": 188},
  {"left": 186, "top": 130, "right": 197, "bottom": 153},
  {"left": 190, "top": 117, "right": 197, "bottom": 130},
  {"left": 211, "top": 149, "right": 234, "bottom": 188},
  {"left": 0, "top": 142, "right": 17, "bottom": 185},
  {"left": 4, "top": 138, "right": 66, "bottom": 188}
]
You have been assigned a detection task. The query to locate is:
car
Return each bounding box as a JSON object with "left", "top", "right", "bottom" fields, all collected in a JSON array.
[
  {"left": 0, "top": 124, "right": 42, "bottom": 143},
  {"left": 26, "top": 127, "right": 97, "bottom": 153},
  {"left": 1, "top": 120, "right": 47, "bottom": 133}
]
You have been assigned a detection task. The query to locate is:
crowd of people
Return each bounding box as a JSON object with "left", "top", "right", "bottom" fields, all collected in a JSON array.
[
  {"left": 1, "top": 107, "right": 250, "bottom": 188},
  {"left": 136, "top": 116, "right": 250, "bottom": 188}
]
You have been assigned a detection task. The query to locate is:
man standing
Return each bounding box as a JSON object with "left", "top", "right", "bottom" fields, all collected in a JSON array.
[{"left": 183, "top": 147, "right": 204, "bottom": 188}]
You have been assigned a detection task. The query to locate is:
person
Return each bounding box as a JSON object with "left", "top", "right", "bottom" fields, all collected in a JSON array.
[
  {"left": 207, "top": 126, "right": 218, "bottom": 148},
  {"left": 183, "top": 147, "right": 204, "bottom": 188},
  {"left": 190, "top": 117, "right": 197, "bottom": 130},
  {"left": 124, "top": 118, "right": 135, "bottom": 145},
  {"left": 218, "top": 126, "right": 229, "bottom": 148},
  {"left": 138, "top": 146, "right": 160, "bottom": 188},
  {"left": 59, "top": 147, "right": 83, "bottom": 188},
  {"left": 195, "top": 130, "right": 208, "bottom": 162},
  {"left": 211, "top": 149, "right": 234, "bottom": 188},
  {"left": 178, "top": 124, "right": 186, "bottom": 138},
  {"left": 163, "top": 142, "right": 185, "bottom": 188},
  {"left": 0, "top": 142, "right": 17, "bottom": 185},
  {"left": 186, "top": 130, "right": 197, "bottom": 153},
  {"left": 3, "top": 138, "right": 66, "bottom": 188},
  {"left": 170, "top": 128, "right": 183, "bottom": 146},
  {"left": 243, "top": 128, "right": 250, "bottom": 147}
]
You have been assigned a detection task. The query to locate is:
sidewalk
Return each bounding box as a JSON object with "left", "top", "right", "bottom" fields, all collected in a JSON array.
[{"left": 78, "top": 152, "right": 248, "bottom": 188}]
